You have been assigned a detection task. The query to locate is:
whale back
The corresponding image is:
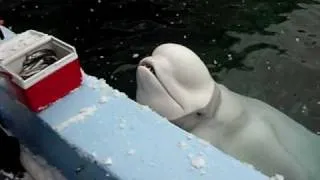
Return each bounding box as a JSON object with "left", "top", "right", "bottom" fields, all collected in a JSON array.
[{"left": 245, "top": 97, "right": 320, "bottom": 179}]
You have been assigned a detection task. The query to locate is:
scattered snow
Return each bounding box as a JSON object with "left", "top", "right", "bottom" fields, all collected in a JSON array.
[
  {"left": 54, "top": 105, "right": 97, "bottom": 131},
  {"left": 104, "top": 157, "right": 113, "bottom": 166},
  {"left": 270, "top": 174, "right": 285, "bottom": 180},
  {"left": 99, "top": 96, "right": 108, "bottom": 104},
  {"left": 198, "top": 139, "right": 210, "bottom": 147},
  {"left": 127, "top": 149, "right": 136, "bottom": 155},
  {"left": 178, "top": 141, "right": 188, "bottom": 149},
  {"left": 138, "top": 105, "right": 151, "bottom": 111},
  {"left": 200, "top": 169, "right": 206, "bottom": 175},
  {"left": 191, "top": 155, "right": 206, "bottom": 169},
  {"left": 186, "top": 134, "right": 193, "bottom": 140},
  {"left": 112, "top": 89, "right": 127, "bottom": 97},
  {"left": 119, "top": 123, "right": 126, "bottom": 129}
]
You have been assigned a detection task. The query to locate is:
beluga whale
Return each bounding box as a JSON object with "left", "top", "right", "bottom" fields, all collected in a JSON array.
[{"left": 136, "top": 43, "right": 320, "bottom": 180}]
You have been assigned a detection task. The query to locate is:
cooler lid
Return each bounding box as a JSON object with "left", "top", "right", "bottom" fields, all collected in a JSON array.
[{"left": 0, "top": 30, "right": 49, "bottom": 63}]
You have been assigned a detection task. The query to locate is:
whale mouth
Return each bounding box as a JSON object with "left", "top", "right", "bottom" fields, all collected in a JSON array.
[
  {"left": 138, "top": 58, "right": 184, "bottom": 113},
  {"left": 140, "top": 61, "right": 156, "bottom": 76}
]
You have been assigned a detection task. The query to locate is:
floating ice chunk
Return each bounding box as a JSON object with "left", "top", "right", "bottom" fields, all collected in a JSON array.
[{"left": 191, "top": 155, "right": 206, "bottom": 169}]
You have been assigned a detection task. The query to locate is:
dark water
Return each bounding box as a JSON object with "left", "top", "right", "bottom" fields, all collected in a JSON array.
[{"left": 1, "top": 0, "right": 320, "bottom": 127}]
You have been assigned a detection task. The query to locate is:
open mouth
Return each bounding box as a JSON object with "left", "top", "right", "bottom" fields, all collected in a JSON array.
[{"left": 140, "top": 61, "right": 156, "bottom": 76}]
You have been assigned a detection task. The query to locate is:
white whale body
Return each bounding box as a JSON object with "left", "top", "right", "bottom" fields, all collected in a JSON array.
[{"left": 136, "top": 43, "right": 320, "bottom": 180}]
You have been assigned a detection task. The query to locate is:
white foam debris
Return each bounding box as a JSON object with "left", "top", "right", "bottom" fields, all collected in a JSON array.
[
  {"left": 301, "top": 105, "right": 308, "bottom": 115},
  {"left": 317, "top": 131, "right": 320, "bottom": 135},
  {"left": 178, "top": 141, "right": 188, "bottom": 149},
  {"left": 104, "top": 157, "right": 113, "bottom": 166},
  {"left": 127, "top": 149, "right": 136, "bottom": 155},
  {"left": 191, "top": 155, "right": 206, "bottom": 169},
  {"left": 97, "top": 0, "right": 101, "bottom": 3},
  {"left": 132, "top": 53, "right": 139, "bottom": 58},
  {"left": 317, "top": 101, "right": 320, "bottom": 105},
  {"left": 99, "top": 96, "right": 109, "bottom": 104},
  {"left": 227, "top": 54, "right": 233, "bottom": 61},
  {"left": 270, "top": 174, "right": 285, "bottom": 180},
  {"left": 89, "top": 8, "right": 95, "bottom": 12},
  {"left": 54, "top": 105, "right": 97, "bottom": 131},
  {"left": 183, "top": 35, "right": 187, "bottom": 39},
  {"left": 295, "top": 37, "right": 300, "bottom": 42}
]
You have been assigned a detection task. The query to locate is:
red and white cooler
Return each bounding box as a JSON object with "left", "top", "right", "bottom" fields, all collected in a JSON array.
[{"left": 0, "top": 30, "right": 83, "bottom": 112}]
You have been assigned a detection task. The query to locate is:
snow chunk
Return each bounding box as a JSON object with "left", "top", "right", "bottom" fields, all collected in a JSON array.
[
  {"left": 104, "top": 157, "right": 113, "bottom": 166},
  {"left": 191, "top": 155, "right": 206, "bottom": 169},
  {"left": 99, "top": 96, "right": 109, "bottom": 104}
]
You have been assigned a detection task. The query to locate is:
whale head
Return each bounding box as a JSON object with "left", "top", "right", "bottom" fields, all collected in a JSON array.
[{"left": 136, "top": 43, "right": 216, "bottom": 127}]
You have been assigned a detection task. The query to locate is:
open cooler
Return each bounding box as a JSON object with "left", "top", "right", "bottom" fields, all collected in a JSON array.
[{"left": 0, "top": 30, "right": 83, "bottom": 112}]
